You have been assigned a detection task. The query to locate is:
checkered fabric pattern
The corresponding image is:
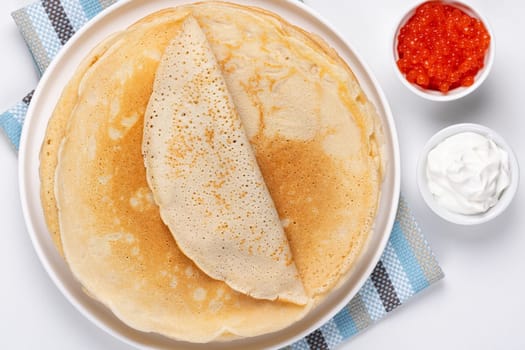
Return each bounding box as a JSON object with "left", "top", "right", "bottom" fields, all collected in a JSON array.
[{"left": 0, "top": 1, "right": 444, "bottom": 348}]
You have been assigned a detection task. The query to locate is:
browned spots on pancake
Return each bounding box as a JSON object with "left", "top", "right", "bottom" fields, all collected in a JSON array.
[
  {"left": 205, "top": 179, "right": 226, "bottom": 189},
  {"left": 251, "top": 134, "right": 377, "bottom": 295},
  {"left": 76, "top": 46, "right": 283, "bottom": 315},
  {"left": 45, "top": 6, "right": 316, "bottom": 339},
  {"left": 74, "top": 24, "right": 273, "bottom": 318},
  {"left": 167, "top": 134, "right": 193, "bottom": 169},
  {"left": 92, "top": 83, "right": 226, "bottom": 307},
  {"left": 204, "top": 126, "right": 215, "bottom": 145},
  {"left": 74, "top": 24, "right": 182, "bottom": 279},
  {"left": 211, "top": 191, "right": 231, "bottom": 210}
]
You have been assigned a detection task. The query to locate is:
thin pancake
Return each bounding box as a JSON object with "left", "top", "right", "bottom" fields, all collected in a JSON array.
[
  {"left": 40, "top": 31, "right": 124, "bottom": 257},
  {"left": 192, "top": 2, "right": 383, "bottom": 296},
  {"left": 143, "top": 16, "right": 306, "bottom": 305},
  {"left": 52, "top": 8, "right": 310, "bottom": 342},
  {"left": 42, "top": 1, "right": 382, "bottom": 342}
]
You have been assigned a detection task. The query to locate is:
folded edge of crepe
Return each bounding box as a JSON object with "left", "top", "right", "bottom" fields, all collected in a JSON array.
[{"left": 142, "top": 16, "right": 308, "bottom": 305}]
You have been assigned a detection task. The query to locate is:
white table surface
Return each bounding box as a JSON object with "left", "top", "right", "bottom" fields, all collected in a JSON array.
[{"left": 1, "top": 0, "right": 524, "bottom": 349}]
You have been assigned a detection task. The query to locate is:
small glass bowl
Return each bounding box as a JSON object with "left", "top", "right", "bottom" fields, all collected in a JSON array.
[
  {"left": 417, "top": 123, "right": 519, "bottom": 225},
  {"left": 392, "top": 0, "right": 495, "bottom": 102}
]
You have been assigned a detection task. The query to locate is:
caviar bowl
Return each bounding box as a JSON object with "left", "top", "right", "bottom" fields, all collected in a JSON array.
[{"left": 392, "top": 0, "right": 495, "bottom": 101}]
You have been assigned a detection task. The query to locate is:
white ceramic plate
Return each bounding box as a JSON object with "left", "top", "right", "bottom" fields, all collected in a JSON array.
[{"left": 18, "top": 0, "right": 400, "bottom": 349}]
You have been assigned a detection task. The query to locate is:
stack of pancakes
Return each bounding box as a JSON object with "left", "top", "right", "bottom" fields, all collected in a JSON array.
[{"left": 39, "top": 2, "right": 383, "bottom": 343}]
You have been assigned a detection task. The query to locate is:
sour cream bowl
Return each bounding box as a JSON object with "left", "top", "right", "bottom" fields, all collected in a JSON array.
[{"left": 417, "top": 124, "right": 519, "bottom": 225}]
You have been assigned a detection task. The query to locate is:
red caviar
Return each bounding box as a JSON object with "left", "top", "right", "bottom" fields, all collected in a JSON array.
[{"left": 396, "top": 1, "right": 491, "bottom": 93}]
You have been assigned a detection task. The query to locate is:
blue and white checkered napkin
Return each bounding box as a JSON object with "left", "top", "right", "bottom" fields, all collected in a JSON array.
[{"left": 0, "top": 0, "right": 444, "bottom": 348}]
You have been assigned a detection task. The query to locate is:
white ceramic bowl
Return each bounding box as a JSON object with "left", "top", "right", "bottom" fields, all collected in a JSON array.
[
  {"left": 417, "top": 123, "right": 519, "bottom": 225},
  {"left": 392, "top": 0, "right": 495, "bottom": 101}
]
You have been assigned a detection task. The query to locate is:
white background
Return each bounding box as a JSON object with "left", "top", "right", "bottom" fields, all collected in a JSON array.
[{"left": 1, "top": 0, "right": 524, "bottom": 349}]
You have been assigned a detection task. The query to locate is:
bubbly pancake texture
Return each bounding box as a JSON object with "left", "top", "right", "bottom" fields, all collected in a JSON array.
[
  {"left": 191, "top": 2, "right": 383, "bottom": 296},
  {"left": 143, "top": 16, "right": 307, "bottom": 305},
  {"left": 41, "top": 1, "right": 383, "bottom": 343}
]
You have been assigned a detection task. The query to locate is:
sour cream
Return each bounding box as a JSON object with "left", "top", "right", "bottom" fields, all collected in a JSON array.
[{"left": 426, "top": 131, "right": 510, "bottom": 215}]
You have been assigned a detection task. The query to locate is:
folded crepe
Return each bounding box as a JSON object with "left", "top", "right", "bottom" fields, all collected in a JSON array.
[
  {"left": 41, "top": 1, "right": 383, "bottom": 343},
  {"left": 143, "top": 16, "right": 307, "bottom": 305}
]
